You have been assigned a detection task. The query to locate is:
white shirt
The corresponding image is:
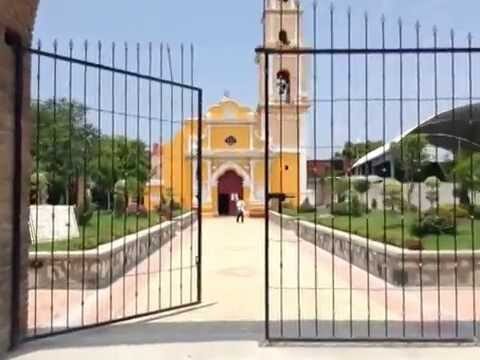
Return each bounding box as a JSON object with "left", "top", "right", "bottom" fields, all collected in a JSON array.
[{"left": 236, "top": 200, "right": 246, "bottom": 212}]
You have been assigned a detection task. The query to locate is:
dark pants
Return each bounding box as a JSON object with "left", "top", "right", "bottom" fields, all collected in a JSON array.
[{"left": 236, "top": 210, "right": 244, "bottom": 223}]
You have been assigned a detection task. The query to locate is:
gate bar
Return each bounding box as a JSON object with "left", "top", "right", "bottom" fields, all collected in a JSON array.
[
  {"left": 197, "top": 89, "right": 203, "bottom": 304},
  {"left": 28, "top": 48, "right": 201, "bottom": 91},
  {"left": 267, "top": 336, "right": 477, "bottom": 344},
  {"left": 256, "top": 47, "right": 480, "bottom": 55},
  {"left": 6, "top": 29, "right": 25, "bottom": 351},
  {"left": 264, "top": 52, "right": 270, "bottom": 341},
  {"left": 22, "top": 302, "right": 200, "bottom": 343}
]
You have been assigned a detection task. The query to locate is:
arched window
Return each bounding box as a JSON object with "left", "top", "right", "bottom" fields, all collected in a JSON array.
[
  {"left": 279, "top": 30, "right": 289, "bottom": 46},
  {"left": 276, "top": 70, "right": 291, "bottom": 103},
  {"left": 275, "top": 0, "right": 294, "bottom": 9}
]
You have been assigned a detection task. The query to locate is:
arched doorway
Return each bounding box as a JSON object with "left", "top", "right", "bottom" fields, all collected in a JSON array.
[{"left": 217, "top": 170, "right": 243, "bottom": 216}]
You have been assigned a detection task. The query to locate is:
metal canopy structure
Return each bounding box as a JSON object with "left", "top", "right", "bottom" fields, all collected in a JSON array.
[{"left": 415, "top": 103, "right": 480, "bottom": 152}]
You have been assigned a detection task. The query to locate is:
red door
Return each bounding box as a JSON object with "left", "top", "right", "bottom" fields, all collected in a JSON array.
[{"left": 218, "top": 170, "right": 243, "bottom": 215}]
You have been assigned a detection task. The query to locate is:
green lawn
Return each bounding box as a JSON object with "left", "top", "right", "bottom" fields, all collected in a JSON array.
[
  {"left": 32, "top": 209, "right": 186, "bottom": 252},
  {"left": 283, "top": 209, "right": 480, "bottom": 251}
]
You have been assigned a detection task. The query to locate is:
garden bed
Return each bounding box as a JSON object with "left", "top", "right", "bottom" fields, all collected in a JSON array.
[
  {"left": 283, "top": 209, "right": 480, "bottom": 251},
  {"left": 31, "top": 209, "right": 187, "bottom": 252},
  {"left": 28, "top": 211, "right": 197, "bottom": 289},
  {"left": 271, "top": 211, "right": 480, "bottom": 286}
]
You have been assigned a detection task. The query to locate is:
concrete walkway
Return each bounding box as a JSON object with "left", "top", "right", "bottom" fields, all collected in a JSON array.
[{"left": 9, "top": 217, "right": 480, "bottom": 359}]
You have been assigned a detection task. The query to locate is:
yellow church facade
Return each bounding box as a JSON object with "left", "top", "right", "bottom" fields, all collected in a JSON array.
[
  {"left": 144, "top": 0, "right": 310, "bottom": 216},
  {"left": 144, "top": 94, "right": 306, "bottom": 217}
]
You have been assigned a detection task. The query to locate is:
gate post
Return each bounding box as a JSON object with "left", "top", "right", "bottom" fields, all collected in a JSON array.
[
  {"left": 197, "top": 89, "right": 203, "bottom": 303},
  {"left": 0, "top": 0, "right": 39, "bottom": 353},
  {"left": 5, "top": 29, "right": 26, "bottom": 351},
  {"left": 263, "top": 52, "right": 270, "bottom": 341}
]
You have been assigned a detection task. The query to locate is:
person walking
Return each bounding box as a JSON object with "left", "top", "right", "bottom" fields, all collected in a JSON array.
[{"left": 236, "top": 197, "right": 246, "bottom": 223}]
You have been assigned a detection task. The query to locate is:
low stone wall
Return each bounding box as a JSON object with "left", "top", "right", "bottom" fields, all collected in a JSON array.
[
  {"left": 28, "top": 212, "right": 197, "bottom": 290},
  {"left": 270, "top": 211, "right": 480, "bottom": 287}
]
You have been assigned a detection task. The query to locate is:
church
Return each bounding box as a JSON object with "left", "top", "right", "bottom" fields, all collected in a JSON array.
[{"left": 144, "top": 0, "right": 310, "bottom": 217}]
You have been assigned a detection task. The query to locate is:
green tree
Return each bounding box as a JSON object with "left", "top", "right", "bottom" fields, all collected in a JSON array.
[
  {"left": 113, "top": 179, "right": 127, "bottom": 215},
  {"left": 32, "top": 99, "right": 97, "bottom": 205},
  {"left": 342, "top": 140, "right": 383, "bottom": 161},
  {"left": 353, "top": 178, "right": 370, "bottom": 195},
  {"left": 384, "top": 179, "right": 402, "bottom": 212},
  {"left": 453, "top": 152, "right": 480, "bottom": 207},
  {"left": 424, "top": 176, "right": 441, "bottom": 210},
  {"left": 32, "top": 99, "right": 151, "bottom": 210},
  {"left": 331, "top": 177, "right": 349, "bottom": 202},
  {"left": 89, "top": 136, "right": 149, "bottom": 209},
  {"left": 391, "top": 134, "right": 429, "bottom": 210},
  {"left": 30, "top": 172, "right": 49, "bottom": 204}
]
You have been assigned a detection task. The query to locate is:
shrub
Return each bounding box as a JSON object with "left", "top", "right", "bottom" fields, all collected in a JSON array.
[
  {"left": 456, "top": 208, "right": 471, "bottom": 218},
  {"left": 351, "top": 195, "right": 364, "bottom": 216},
  {"left": 353, "top": 179, "right": 370, "bottom": 194},
  {"left": 424, "top": 204, "right": 470, "bottom": 219},
  {"left": 126, "top": 203, "right": 147, "bottom": 217},
  {"left": 282, "top": 200, "right": 295, "bottom": 210},
  {"left": 384, "top": 179, "right": 402, "bottom": 212},
  {"left": 424, "top": 176, "right": 441, "bottom": 188},
  {"left": 332, "top": 192, "right": 363, "bottom": 217},
  {"left": 114, "top": 193, "right": 126, "bottom": 216},
  {"left": 30, "top": 172, "right": 49, "bottom": 204},
  {"left": 157, "top": 206, "right": 173, "bottom": 220},
  {"left": 75, "top": 190, "right": 94, "bottom": 226},
  {"left": 424, "top": 206, "right": 449, "bottom": 219},
  {"left": 406, "top": 202, "right": 419, "bottom": 213},
  {"left": 410, "top": 214, "right": 456, "bottom": 237},
  {"left": 156, "top": 187, "right": 183, "bottom": 214},
  {"left": 113, "top": 180, "right": 127, "bottom": 215},
  {"left": 332, "top": 177, "right": 349, "bottom": 202},
  {"left": 424, "top": 176, "right": 441, "bottom": 210},
  {"left": 299, "top": 198, "right": 315, "bottom": 213},
  {"left": 170, "top": 199, "right": 182, "bottom": 211},
  {"left": 443, "top": 204, "right": 470, "bottom": 218},
  {"left": 472, "top": 206, "right": 480, "bottom": 219},
  {"left": 453, "top": 184, "right": 471, "bottom": 207},
  {"left": 405, "top": 239, "right": 424, "bottom": 251},
  {"left": 76, "top": 203, "right": 94, "bottom": 227},
  {"left": 156, "top": 202, "right": 174, "bottom": 220},
  {"left": 332, "top": 202, "right": 350, "bottom": 216},
  {"left": 371, "top": 198, "right": 378, "bottom": 210}
]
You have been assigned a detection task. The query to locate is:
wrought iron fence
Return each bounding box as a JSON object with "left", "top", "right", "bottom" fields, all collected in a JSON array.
[
  {"left": 258, "top": 1, "right": 480, "bottom": 343},
  {"left": 25, "top": 40, "right": 202, "bottom": 339}
]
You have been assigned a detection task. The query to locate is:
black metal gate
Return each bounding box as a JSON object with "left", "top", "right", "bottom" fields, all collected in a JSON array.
[
  {"left": 258, "top": 1, "right": 480, "bottom": 343},
  {"left": 15, "top": 40, "right": 202, "bottom": 339}
]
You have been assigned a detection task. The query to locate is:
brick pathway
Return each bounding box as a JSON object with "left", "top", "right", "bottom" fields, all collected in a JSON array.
[
  {"left": 268, "top": 222, "right": 480, "bottom": 339},
  {"left": 27, "top": 223, "right": 199, "bottom": 336},
  {"left": 15, "top": 217, "right": 480, "bottom": 359}
]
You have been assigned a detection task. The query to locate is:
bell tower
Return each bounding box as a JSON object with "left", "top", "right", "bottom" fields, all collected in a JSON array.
[
  {"left": 258, "top": 0, "right": 310, "bottom": 140},
  {"left": 257, "top": 0, "right": 310, "bottom": 202},
  {"left": 264, "top": 0, "right": 303, "bottom": 48}
]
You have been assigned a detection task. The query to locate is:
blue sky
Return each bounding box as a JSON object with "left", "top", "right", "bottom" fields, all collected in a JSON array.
[
  {"left": 34, "top": 0, "right": 480, "bottom": 108},
  {"left": 33, "top": 1, "right": 480, "bottom": 156}
]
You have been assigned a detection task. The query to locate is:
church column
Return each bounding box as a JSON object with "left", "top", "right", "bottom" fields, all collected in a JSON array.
[
  {"left": 249, "top": 124, "right": 254, "bottom": 150},
  {"left": 250, "top": 160, "right": 256, "bottom": 201},
  {"left": 300, "top": 114, "right": 308, "bottom": 203},
  {"left": 192, "top": 159, "right": 198, "bottom": 207},
  {"left": 207, "top": 127, "right": 211, "bottom": 150},
  {"left": 207, "top": 160, "right": 212, "bottom": 203},
  {"left": 300, "top": 151, "right": 308, "bottom": 203}
]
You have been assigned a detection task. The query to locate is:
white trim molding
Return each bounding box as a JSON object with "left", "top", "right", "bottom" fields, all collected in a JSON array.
[{"left": 210, "top": 161, "right": 251, "bottom": 187}]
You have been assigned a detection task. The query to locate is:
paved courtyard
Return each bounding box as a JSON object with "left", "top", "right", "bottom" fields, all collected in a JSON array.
[{"left": 10, "top": 217, "right": 480, "bottom": 359}]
